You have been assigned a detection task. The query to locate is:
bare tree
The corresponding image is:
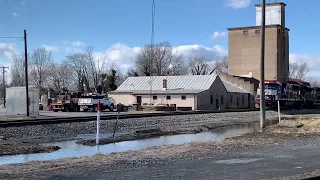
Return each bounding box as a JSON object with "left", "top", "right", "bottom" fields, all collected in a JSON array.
[
  {"left": 83, "top": 46, "right": 106, "bottom": 88},
  {"left": 289, "top": 62, "right": 309, "bottom": 80},
  {"left": 136, "top": 41, "right": 187, "bottom": 76},
  {"left": 188, "top": 56, "right": 215, "bottom": 75},
  {"left": 29, "top": 48, "right": 53, "bottom": 93},
  {"left": 49, "top": 61, "right": 74, "bottom": 91},
  {"left": 309, "top": 79, "right": 320, "bottom": 87},
  {"left": 214, "top": 56, "right": 228, "bottom": 74},
  {"left": 66, "top": 46, "right": 106, "bottom": 93},
  {"left": 66, "top": 52, "right": 88, "bottom": 92},
  {"left": 10, "top": 53, "right": 26, "bottom": 86}
]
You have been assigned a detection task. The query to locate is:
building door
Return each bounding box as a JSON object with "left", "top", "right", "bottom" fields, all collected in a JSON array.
[
  {"left": 216, "top": 95, "right": 219, "bottom": 109},
  {"left": 136, "top": 96, "right": 142, "bottom": 104}
]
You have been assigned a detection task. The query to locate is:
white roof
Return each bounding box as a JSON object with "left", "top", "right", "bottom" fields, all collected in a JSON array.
[
  {"left": 112, "top": 75, "right": 248, "bottom": 94},
  {"left": 116, "top": 75, "right": 217, "bottom": 92},
  {"left": 222, "top": 81, "right": 248, "bottom": 93}
]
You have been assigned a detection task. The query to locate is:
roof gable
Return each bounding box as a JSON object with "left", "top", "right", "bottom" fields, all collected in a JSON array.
[{"left": 117, "top": 75, "right": 217, "bottom": 91}]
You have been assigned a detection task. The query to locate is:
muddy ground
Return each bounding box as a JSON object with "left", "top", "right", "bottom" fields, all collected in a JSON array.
[{"left": 2, "top": 115, "right": 320, "bottom": 179}]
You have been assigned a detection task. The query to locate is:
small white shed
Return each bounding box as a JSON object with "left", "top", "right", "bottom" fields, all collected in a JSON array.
[{"left": 6, "top": 86, "right": 40, "bottom": 116}]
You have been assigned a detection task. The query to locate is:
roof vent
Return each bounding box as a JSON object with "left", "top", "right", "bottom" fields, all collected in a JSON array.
[{"left": 163, "top": 79, "right": 167, "bottom": 90}]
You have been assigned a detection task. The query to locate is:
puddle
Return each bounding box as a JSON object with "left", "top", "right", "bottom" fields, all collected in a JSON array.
[{"left": 0, "top": 122, "right": 259, "bottom": 165}]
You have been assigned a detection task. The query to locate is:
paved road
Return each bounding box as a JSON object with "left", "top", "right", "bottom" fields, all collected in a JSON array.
[{"left": 37, "top": 137, "right": 320, "bottom": 180}]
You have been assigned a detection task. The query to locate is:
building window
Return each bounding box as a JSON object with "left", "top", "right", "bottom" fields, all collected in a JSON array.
[
  {"left": 166, "top": 96, "right": 171, "bottom": 100},
  {"left": 243, "top": 30, "right": 248, "bottom": 35},
  {"left": 230, "top": 94, "right": 233, "bottom": 103},
  {"left": 153, "top": 96, "right": 157, "bottom": 100},
  {"left": 237, "top": 96, "right": 239, "bottom": 107},
  {"left": 210, "top": 95, "right": 213, "bottom": 104},
  {"left": 181, "top": 95, "right": 186, "bottom": 100},
  {"left": 221, "top": 95, "right": 224, "bottom": 104},
  {"left": 255, "top": 29, "right": 260, "bottom": 34}
]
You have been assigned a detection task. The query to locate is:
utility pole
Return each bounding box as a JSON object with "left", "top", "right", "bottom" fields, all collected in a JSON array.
[
  {"left": 260, "top": 0, "right": 266, "bottom": 128},
  {"left": 24, "top": 30, "right": 29, "bottom": 116},
  {"left": 0, "top": 66, "right": 9, "bottom": 107}
]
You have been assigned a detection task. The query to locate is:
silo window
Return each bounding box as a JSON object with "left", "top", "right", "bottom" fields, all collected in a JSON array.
[{"left": 243, "top": 30, "right": 248, "bottom": 35}]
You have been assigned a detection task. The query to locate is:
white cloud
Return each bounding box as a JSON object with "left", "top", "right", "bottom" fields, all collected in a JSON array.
[
  {"left": 173, "top": 44, "right": 227, "bottom": 61},
  {"left": 42, "top": 45, "right": 59, "bottom": 52},
  {"left": 212, "top": 31, "right": 227, "bottom": 39},
  {"left": 96, "top": 43, "right": 141, "bottom": 71},
  {"left": 92, "top": 43, "right": 227, "bottom": 73},
  {"left": 12, "top": 12, "right": 18, "bottom": 17},
  {"left": 65, "top": 46, "right": 82, "bottom": 54},
  {"left": 20, "top": 1, "right": 25, "bottom": 5},
  {"left": 71, "top": 41, "right": 85, "bottom": 47},
  {"left": 0, "top": 42, "right": 19, "bottom": 83},
  {"left": 225, "top": 0, "right": 251, "bottom": 9},
  {"left": 0, "top": 42, "right": 16, "bottom": 59}
]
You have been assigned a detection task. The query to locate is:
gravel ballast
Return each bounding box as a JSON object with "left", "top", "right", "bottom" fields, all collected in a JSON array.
[{"left": 0, "top": 111, "right": 279, "bottom": 143}]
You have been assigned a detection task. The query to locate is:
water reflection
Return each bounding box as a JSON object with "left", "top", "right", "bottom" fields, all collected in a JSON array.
[{"left": 0, "top": 122, "right": 259, "bottom": 165}]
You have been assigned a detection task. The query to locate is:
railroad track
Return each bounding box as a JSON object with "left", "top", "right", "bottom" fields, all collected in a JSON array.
[{"left": 0, "top": 109, "right": 259, "bottom": 127}]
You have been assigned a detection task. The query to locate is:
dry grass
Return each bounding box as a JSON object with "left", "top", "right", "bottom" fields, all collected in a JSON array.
[{"left": 269, "top": 116, "right": 320, "bottom": 134}]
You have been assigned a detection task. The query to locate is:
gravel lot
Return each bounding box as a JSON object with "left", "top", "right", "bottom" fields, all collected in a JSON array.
[{"left": 0, "top": 110, "right": 279, "bottom": 143}]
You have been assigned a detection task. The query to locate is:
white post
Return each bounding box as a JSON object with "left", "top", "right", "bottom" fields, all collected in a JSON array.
[
  {"left": 278, "top": 100, "right": 281, "bottom": 123},
  {"left": 96, "top": 100, "right": 101, "bottom": 145},
  {"left": 96, "top": 145, "right": 100, "bottom": 154}
]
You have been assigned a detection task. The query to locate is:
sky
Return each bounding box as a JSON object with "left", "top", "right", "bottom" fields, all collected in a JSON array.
[{"left": 0, "top": 0, "right": 319, "bottom": 82}]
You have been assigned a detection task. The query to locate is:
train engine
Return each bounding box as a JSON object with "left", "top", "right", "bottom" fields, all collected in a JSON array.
[{"left": 256, "top": 80, "right": 282, "bottom": 109}]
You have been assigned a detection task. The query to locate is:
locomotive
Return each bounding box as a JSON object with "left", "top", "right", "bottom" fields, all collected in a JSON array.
[{"left": 255, "top": 79, "right": 320, "bottom": 109}]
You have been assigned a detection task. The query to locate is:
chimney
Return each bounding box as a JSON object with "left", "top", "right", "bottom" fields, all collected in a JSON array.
[{"left": 163, "top": 79, "right": 167, "bottom": 90}]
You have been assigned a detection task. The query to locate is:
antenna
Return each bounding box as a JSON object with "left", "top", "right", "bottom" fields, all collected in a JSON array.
[
  {"left": 149, "top": 0, "right": 155, "bottom": 105},
  {"left": 151, "top": 0, "right": 155, "bottom": 47}
]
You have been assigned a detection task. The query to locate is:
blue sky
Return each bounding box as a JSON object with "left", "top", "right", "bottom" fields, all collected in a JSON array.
[{"left": 0, "top": 0, "right": 319, "bottom": 80}]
